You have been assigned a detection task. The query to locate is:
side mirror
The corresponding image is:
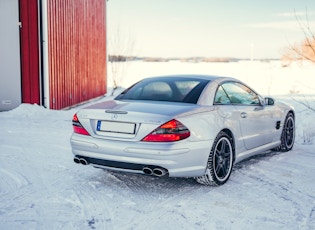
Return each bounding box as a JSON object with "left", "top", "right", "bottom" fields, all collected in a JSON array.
[{"left": 264, "top": 97, "right": 275, "bottom": 106}]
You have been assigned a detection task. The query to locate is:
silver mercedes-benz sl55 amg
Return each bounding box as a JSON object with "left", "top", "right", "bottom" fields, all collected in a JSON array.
[{"left": 70, "top": 74, "right": 295, "bottom": 186}]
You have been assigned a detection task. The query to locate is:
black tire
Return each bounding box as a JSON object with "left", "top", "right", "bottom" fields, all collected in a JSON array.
[
  {"left": 275, "top": 112, "right": 295, "bottom": 152},
  {"left": 195, "top": 131, "right": 234, "bottom": 186}
]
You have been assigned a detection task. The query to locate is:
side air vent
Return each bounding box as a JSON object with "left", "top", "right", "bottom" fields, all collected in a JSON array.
[{"left": 276, "top": 121, "right": 281, "bottom": 130}]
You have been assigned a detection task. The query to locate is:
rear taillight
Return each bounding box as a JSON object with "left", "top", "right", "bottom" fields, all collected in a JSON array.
[
  {"left": 72, "top": 114, "right": 90, "bottom": 136},
  {"left": 142, "top": 119, "right": 190, "bottom": 142}
]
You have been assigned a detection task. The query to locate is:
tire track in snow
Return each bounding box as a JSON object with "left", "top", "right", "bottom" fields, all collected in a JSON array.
[
  {"left": 232, "top": 149, "right": 315, "bottom": 229},
  {"left": 99, "top": 170, "right": 213, "bottom": 229},
  {"left": 307, "top": 207, "right": 315, "bottom": 230},
  {"left": 65, "top": 170, "right": 117, "bottom": 230},
  {"left": 0, "top": 145, "right": 30, "bottom": 193},
  {"left": 0, "top": 168, "right": 30, "bottom": 193},
  {"left": 87, "top": 170, "right": 169, "bottom": 229}
]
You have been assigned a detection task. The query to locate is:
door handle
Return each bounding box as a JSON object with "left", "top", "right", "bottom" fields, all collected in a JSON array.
[{"left": 240, "top": 112, "right": 247, "bottom": 118}]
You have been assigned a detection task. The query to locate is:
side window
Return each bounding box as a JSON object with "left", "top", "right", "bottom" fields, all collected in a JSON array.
[
  {"left": 214, "top": 86, "right": 231, "bottom": 104},
  {"left": 221, "top": 82, "right": 260, "bottom": 105}
]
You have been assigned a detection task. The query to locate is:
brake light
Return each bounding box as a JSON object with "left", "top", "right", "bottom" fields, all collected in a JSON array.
[
  {"left": 72, "top": 114, "right": 90, "bottom": 136},
  {"left": 142, "top": 119, "right": 190, "bottom": 142}
]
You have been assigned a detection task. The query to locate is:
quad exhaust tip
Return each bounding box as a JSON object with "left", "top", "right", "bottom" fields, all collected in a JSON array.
[
  {"left": 74, "top": 157, "right": 167, "bottom": 176},
  {"left": 142, "top": 167, "right": 153, "bottom": 175},
  {"left": 73, "top": 157, "right": 88, "bottom": 165},
  {"left": 153, "top": 168, "right": 167, "bottom": 177},
  {"left": 143, "top": 166, "right": 168, "bottom": 177}
]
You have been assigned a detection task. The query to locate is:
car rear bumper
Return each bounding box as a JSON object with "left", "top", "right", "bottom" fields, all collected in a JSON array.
[{"left": 70, "top": 133, "right": 212, "bottom": 177}]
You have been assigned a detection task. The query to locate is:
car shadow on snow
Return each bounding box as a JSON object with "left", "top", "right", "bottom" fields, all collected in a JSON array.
[
  {"left": 105, "top": 170, "right": 199, "bottom": 188},
  {"left": 86, "top": 168, "right": 210, "bottom": 196},
  {"left": 233, "top": 150, "right": 283, "bottom": 170},
  {"left": 84, "top": 150, "right": 283, "bottom": 192}
]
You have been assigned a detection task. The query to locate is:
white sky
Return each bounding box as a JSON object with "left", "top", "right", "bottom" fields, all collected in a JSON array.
[{"left": 107, "top": 0, "right": 315, "bottom": 59}]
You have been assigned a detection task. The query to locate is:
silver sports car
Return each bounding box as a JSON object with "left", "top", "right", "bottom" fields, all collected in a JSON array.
[{"left": 70, "top": 74, "right": 295, "bottom": 186}]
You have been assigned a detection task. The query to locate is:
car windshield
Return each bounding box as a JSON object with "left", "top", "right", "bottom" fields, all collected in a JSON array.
[{"left": 115, "top": 77, "right": 210, "bottom": 104}]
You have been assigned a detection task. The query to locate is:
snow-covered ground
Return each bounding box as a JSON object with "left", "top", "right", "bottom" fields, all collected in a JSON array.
[{"left": 1, "top": 61, "right": 315, "bottom": 229}]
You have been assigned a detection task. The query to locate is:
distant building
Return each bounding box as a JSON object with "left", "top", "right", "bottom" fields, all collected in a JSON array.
[{"left": 0, "top": 0, "right": 107, "bottom": 110}]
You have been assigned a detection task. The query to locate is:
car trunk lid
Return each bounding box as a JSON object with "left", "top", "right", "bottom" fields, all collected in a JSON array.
[{"left": 76, "top": 100, "right": 204, "bottom": 140}]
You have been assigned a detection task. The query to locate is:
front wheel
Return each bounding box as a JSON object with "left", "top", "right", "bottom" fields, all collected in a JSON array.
[
  {"left": 195, "top": 131, "right": 234, "bottom": 186},
  {"left": 275, "top": 112, "right": 295, "bottom": 152}
]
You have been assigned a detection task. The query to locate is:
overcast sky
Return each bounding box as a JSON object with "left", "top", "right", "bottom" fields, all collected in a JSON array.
[{"left": 107, "top": 0, "right": 315, "bottom": 59}]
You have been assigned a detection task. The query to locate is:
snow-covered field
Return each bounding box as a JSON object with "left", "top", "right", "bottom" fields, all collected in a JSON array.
[{"left": 1, "top": 61, "right": 315, "bottom": 229}]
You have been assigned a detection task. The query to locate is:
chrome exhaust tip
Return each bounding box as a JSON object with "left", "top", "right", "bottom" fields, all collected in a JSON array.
[
  {"left": 142, "top": 167, "right": 153, "bottom": 175},
  {"left": 79, "top": 158, "right": 88, "bottom": 165},
  {"left": 153, "top": 168, "right": 167, "bottom": 177},
  {"left": 73, "top": 157, "right": 81, "bottom": 164}
]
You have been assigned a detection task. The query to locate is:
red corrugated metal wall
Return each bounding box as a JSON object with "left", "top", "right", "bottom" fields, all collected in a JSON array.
[
  {"left": 19, "top": 0, "right": 40, "bottom": 105},
  {"left": 47, "top": 0, "right": 107, "bottom": 110}
]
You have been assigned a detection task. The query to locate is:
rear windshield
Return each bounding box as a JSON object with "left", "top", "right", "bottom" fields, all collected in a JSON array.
[{"left": 115, "top": 77, "right": 210, "bottom": 104}]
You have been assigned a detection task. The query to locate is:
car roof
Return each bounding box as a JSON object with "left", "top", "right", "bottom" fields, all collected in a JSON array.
[{"left": 142, "top": 74, "right": 234, "bottom": 82}]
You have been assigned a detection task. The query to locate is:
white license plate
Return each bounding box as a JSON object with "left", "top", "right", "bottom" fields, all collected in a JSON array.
[{"left": 97, "top": 121, "right": 136, "bottom": 134}]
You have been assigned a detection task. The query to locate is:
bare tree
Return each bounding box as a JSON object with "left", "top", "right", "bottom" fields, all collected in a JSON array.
[
  {"left": 281, "top": 10, "right": 315, "bottom": 120},
  {"left": 282, "top": 9, "right": 315, "bottom": 64},
  {"left": 108, "top": 26, "right": 135, "bottom": 95}
]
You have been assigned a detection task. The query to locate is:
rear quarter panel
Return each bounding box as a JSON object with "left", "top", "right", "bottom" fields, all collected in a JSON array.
[{"left": 177, "top": 105, "right": 243, "bottom": 150}]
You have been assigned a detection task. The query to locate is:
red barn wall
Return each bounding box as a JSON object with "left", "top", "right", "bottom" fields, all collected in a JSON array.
[
  {"left": 47, "top": 0, "right": 107, "bottom": 110},
  {"left": 19, "top": 0, "right": 40, "bottom": 105}
]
